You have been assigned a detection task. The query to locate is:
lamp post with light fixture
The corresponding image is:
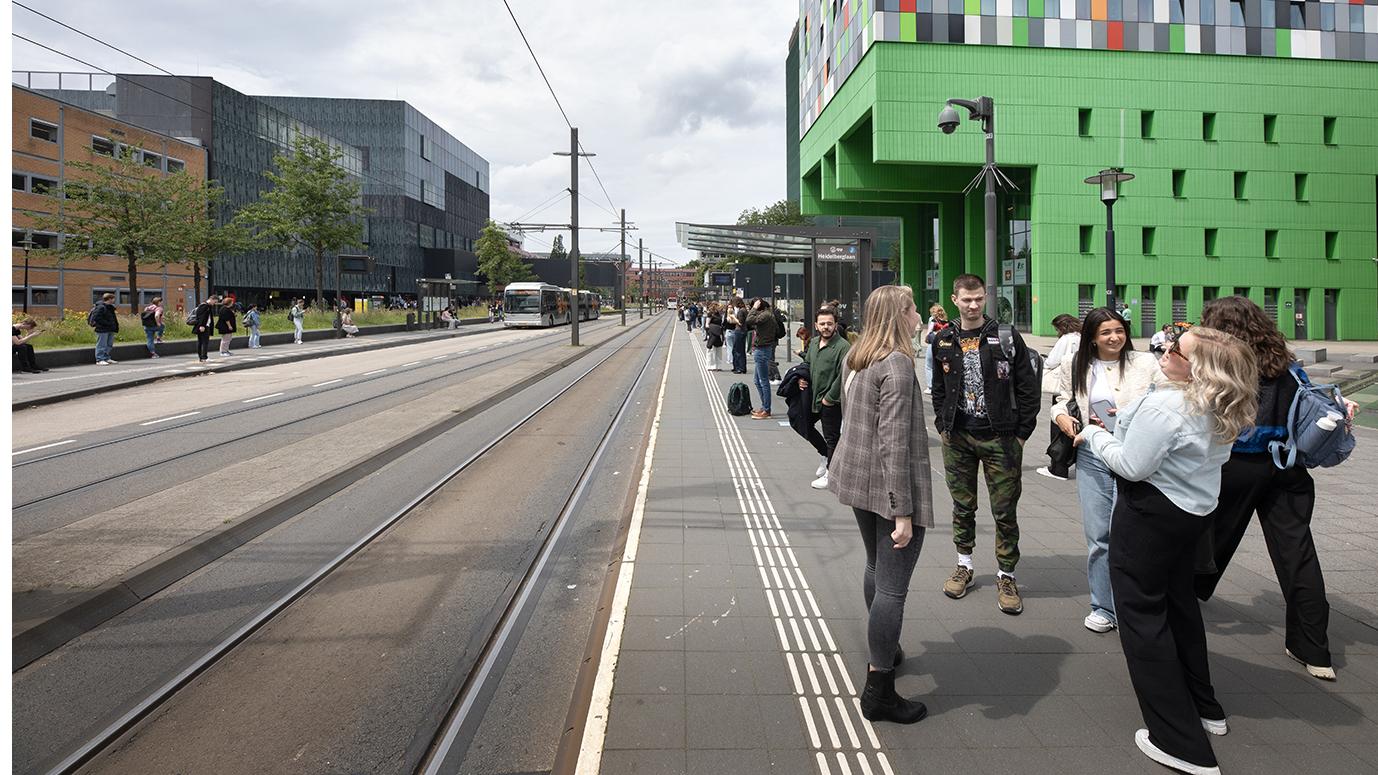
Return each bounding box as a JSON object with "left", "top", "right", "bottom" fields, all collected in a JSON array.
[{"left": 1084, "top": 168, "right": 1135, "bottom": 313}]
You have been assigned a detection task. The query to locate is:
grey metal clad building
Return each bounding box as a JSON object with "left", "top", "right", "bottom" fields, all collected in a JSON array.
[{"left": 257, "top": 97, "right": 490, "bottom": 299}]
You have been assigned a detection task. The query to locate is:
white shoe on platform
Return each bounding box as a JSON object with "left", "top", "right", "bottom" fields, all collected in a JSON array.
[
  {"left": 1134, "top": 729, "right": 1220, "bottom": 775},
  {"left": 811, "top": 473, "right": 828, "bottom": 490},
  {"left": 815, "top": 457, "right": 828, "bottom": 477}
]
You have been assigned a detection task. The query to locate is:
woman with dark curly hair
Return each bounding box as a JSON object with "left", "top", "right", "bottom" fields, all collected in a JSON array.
[{"left": 1194, "top": 296, "right": 1358, "bottom": 682}]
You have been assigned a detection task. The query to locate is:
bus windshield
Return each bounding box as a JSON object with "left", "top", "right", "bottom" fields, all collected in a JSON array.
[{"left": 505, "top": 291, "right": 541, "bottom": 313}]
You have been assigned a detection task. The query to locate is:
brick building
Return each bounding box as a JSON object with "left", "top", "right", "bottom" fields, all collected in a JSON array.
[{"left": 12, "top": 85, "right": 209, "bottom": 318}]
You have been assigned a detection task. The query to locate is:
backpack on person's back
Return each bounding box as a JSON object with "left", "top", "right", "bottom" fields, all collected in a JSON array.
[{"left": 1270, "top": 364, "right": 1355, "bottom": 470}]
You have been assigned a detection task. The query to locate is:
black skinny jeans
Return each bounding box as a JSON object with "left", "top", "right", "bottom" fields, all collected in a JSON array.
[
  {"left": 804, "top": 403, "right": 844, "bottom": 462},
  {"left": 196, "top": 328, "right": 213, "bottom": 361},
  {"left": 854, "top": 508, "right": 925, "bottom": 671},
  {"left": 1195, "top": 453, "right": 1330, "bottom": 666}
]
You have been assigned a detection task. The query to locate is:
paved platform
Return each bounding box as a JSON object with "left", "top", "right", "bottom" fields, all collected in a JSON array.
[
  {"left": 592, "top": 325, "right": 1378, "bottom": 775},
  {"left": 11, "top": 321, "right": 508, "bottom": 408}
]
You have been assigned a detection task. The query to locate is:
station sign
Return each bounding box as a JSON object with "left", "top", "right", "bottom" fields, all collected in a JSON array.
[
  {"left": 815, "top": 243, "right": 858, "bottom": 262},
  {"left": 710, "top": 271, "right": 733, "bottom": 286},
  {"left": 339, "top": 255, "right": 375, "bottom": 274}
]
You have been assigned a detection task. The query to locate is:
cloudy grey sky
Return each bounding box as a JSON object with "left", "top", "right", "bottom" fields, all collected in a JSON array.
[{"left": 12, "top": 0, "right": 801, "bottom": 265}]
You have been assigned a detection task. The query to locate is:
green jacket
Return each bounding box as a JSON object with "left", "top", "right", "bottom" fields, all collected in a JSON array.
[{"left": 804, "top": 334, "right": 851, "bottom": 413}]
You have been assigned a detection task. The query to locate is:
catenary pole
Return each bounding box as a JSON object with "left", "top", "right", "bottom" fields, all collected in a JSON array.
[
  {"left": 569, "top": 127, "right": 580, "bottom": 346},
  {"left": 638, "top": 239, "right": 644, "bottom": 319},
  {"left": 620, "top": 208, "right": 627, "bottom": 326}
]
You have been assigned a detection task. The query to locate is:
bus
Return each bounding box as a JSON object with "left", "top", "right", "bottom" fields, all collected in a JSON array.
[
  {"left": 575, "top": 290, "right": 602, "bottom": 322},
  {"left": 666, "top": 297, "right": 678, "bottom": 310},
  {"left": 503, "top": 282, "right": 570, "bottom": 327}
]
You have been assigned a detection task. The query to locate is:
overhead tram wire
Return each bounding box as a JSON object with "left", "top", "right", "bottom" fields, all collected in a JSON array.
[{"left": 510, "top": 189, "right": 569, "bottom": 225}]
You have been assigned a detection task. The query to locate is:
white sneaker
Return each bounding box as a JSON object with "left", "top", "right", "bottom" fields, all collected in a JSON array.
[
  {"left": 1084, "top": 611, "right": 1116, "bottom": 633},
  {"left": 106, "top": 359, "right": 117, "bottom": 363},
  {"left": 96, "top": 360, "right": 111, "bottom": 366},
  {"left": 1286, "top": 648, "right": 1337, "bottom": 680},
  {"left": 810, "top": 473, "right": 829, "bottom": 490},
  {"left": 1135, "top": 729, "right": 1220, "bottom": 775},
  {"left": 815, "top": 457, "right": 828, "bottom": 477},
  {"left": 1201, "top": 717, "right": 1228, "bottom": 736},
  {"left": 1036, "top": 466, "right": 1070, "bottom": 481}
]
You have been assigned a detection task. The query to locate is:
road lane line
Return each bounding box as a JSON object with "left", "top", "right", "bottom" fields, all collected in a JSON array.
[
  {"left": 140, "top": 412, "right": 202, "bottom": 426},
  {"left": 431, "top": 355, "right": 448, "bottom": 360},
  {"left": 242, "top": 392, "right": 284, "bottom": 403},
  {"left": 311, "top": 379, "right": 343, "bottom": 388},
  {"left": 363, "top": 368, "right": 387, "bottom": 376},
  {"left": 400, "top": 361, "right": 420, "bottom": 367},
  {"left": 12, "top": 439, "right": 76, "bottom": 456}
]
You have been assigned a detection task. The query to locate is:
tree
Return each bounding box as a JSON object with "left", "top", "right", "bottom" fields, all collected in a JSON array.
[
  {"left": 737, "top": 199, "right": 810, "bottom": 227},
  {"left": 33, "top": 147, "right": 194, "bottom": 313},
  {"left": 234, "top": 135, "right": 371, "bottom": 308},
  {"left": 476, "top": 220, "right": 535, "bottom": 291},
  {"left": 165, "top": 173, "right": 252, "bottom": 305},
  {"left": 548, "top": 234, "right": 567, "bottom": 261}
]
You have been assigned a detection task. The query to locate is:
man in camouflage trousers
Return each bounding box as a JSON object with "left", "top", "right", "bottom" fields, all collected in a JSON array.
[{"left": 930, "top": 274, "right": 1040, "bottom": 614}]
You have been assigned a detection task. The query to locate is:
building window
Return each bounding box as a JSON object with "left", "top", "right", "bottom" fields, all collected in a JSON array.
[
  {"left": 1172, "top": 169, "right": 1185, "bottom": 198},
  {"left": 142, "top": 151, "right": 163, "bottom": 169},
  {"left": 1140, "top": 110, "right": 1155, "bottom": 139},
  {"left": 1172, "top": 286, "right": 1189, "bottom": 321},
  {"left": 1263, "top": 114, "right": 1278, "bottom": 143},
  {"left": 13, "top": 173, "right": 26, "bottom": 191},
  {"left": 30, "top": 119, "right": 58, "bottom": 143},
  {"left": 139, "top": 289, "right": 163, "bottom": 305},
  {"left": 1078, "top": 108, "right": 1091, "bottom": 137},
  {"left": 166, "top": 158, "right": 185, "bottom": 174},
  {"left": 1264, "top": 287, "right": 1279, "bottom": 321},
  {"left": 1202, "top": 112, "right": 1217, "bottom": 141},
  {"left": 29, "top": 175, "right": 59, "bottom": 197},
  {"left": 1233, "top": 171, "right": 1247, "bottom": 200},
  {"left": 92, "top": 136, "right": 116, "bottom": 156},
  {"left": 1142, "top": 226, "right": 1157, "bottom": 255},
  {"left": 1323, "top": 116, "right": 1337, "bottom": 146},
  {"left": 420, "top": 133, "right": 430, "bottom": 161},
  {"left": 1079, "top": 225, "right": 1093, "bottom": 253},
  {"left": 1289, "top": 1, "right": 1305, "bottom": 27},
  {"left": 30, "top": 286, "right": 60, "bottom": 306},
  {"left": 24, "top": 232, "right": 57, "bottom": 249},
  {"left": 1295, "top": 173, "right": 1309, "bottom": 202},
  {"left": 1204, "top": 228, "right": 1219, "bottom": 257},
  {"left": 1265, "top": 229, "right": 1279, "bottom": 258},
  {"left": 1325, "top": 231, "right": 1338, "bottom": 260}
]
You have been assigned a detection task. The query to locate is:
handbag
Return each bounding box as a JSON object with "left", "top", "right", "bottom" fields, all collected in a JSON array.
[{"left": 1044, "top": 398, "right": 1082, "bottom": 473}]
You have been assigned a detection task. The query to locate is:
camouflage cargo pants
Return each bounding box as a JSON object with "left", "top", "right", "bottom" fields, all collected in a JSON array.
[{"left": 941, "top": 430, "right": 1023, "bottom": 573}]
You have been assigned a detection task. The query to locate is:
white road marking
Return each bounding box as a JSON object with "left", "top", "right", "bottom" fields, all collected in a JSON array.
[
  {"left": 311, "top": 379, "right": 343, "bottom": 388},
  {"left": 12, "top": 439, "right": 76, "bottom": 456},
  {"left": 363, "top": 368, "right": 387, "bottom": 376},
  {"left": 140, "top": 411, "right": 201, "bottom": 426},
  {"left": 400, "top": 361, "right": 420, "bottom": 367},
  {"left": 431, "top": 355, "right": 448, "bottom": 360},
  {"left": 242, "top": 392, "right": 284, "bottom": 403}
]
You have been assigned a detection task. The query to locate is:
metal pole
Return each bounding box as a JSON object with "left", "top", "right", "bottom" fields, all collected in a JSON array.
[
  {"left": 1105, "top": 201, "right": 1118, "bottom": 313},
  {"left": 982, "top": 97, "right": 999, "bottom": 321},
  {"left": 569, "top": 127, "right": 580, "bottom": 346},
  {"left": 620, "top": 208, "right": 627, "bottom": 326},
  {"left": 22, "top": 247, "right": 30, "bottom": 314},
  {"left": 638, "top": 239, "right": 644, "bottom": 319}
]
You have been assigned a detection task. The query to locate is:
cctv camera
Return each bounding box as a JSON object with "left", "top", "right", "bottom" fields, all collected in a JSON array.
[{"left": 937, "top": 106, "right": 961, "bottom": 134}]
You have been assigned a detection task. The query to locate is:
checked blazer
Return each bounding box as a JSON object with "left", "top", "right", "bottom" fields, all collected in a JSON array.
[{"left": 827, "top": 351, "right": 935, "bottom": 526}]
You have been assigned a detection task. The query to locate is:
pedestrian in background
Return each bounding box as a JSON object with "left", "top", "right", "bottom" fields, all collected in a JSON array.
[
  {"left": 827, "top": 285, "right": 933, "bottom": 725},
  {"left": 703, "top": 302, "right": 725, "bottom": 370},
  {"left": 1195, "top": 296, "right": 1359, "bottom": 682},
  {"left": 1078, "top": 327, "right": 1258, "bottom": 775},
  {"left": 745, "top": 297, "right": 780, "bottom": 419},
  {"left": 245, "top": 304, "right": 262, "bottom": 348},
  {"left": 89, "top": 292, "right": 119, "bottom": 365},
  {"left": 193, "top": 294, "right": 219, "bottom": 363},
  {"left": 728, "top": 298, "right": 749, "bottom": 374},
  {"left": 141, "top": 295, "right": 165, "bottom": 359},
  {"left": 216, "top": 298, "right": 237, "bottom": 356},
  {"left": 13, "top": 318, "right": 48, "bottom": 373},
  {"left": 930, "top": 274, "right": 1040, "bottom": 615},
  {"left": 1050, "top": 307, "right": 1165, "bottom": 633},
  {"left": 921, "top": 303, "right": 949, "bottom": 394},
  {"left": 800, "top": 305, "right": 851, "bottom": 489},
  {"left": 289, "top": 299, "right": 306, "bottom": 344},
  {"left": 341, "top": 307, "right": 359, "bottom": 337}
]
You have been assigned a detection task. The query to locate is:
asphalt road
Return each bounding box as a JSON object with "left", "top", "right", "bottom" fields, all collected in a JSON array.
[{"left": 12, "top": 315, "right": 672, "bottom": 775}]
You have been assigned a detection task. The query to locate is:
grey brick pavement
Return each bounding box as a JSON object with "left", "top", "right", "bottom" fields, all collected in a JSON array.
[{"left": 599, "top": 328, "right": 1378, "bottom": 775}]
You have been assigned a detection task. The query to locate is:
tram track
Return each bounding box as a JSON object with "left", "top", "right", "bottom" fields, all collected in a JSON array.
[{"left": 34, "top": 316, "right": 672, "bottom": 775}]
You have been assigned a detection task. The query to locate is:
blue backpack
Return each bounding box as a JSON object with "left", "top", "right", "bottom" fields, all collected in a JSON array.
[{"left": 1269, "top": 364, "right": 1355, "bottom": 470}]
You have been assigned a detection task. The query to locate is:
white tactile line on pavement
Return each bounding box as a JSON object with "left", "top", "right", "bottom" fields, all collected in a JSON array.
[
  {"left": 574, "top": 323, "right": 674, "bottom": 775},
  {"left": 689, "top": 332, "right": 894, "bottom": 775}
]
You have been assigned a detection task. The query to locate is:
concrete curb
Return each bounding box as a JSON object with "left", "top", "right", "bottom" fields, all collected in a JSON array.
[
  {"left": 11, "top": 318, "right": 653, "bottom": 671},
  {"left": 12, "top": 320, "right": 494, "bottom": 411}
]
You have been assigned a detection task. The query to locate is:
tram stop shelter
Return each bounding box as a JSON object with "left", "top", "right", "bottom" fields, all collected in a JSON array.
[{"left": 675, "top": 223, "right": 881, "bottom": 329}]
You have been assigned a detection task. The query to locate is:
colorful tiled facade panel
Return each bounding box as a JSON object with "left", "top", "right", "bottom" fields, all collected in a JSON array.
[{"left": 800, "top": 0, "right": 1378, "bottom": 133}]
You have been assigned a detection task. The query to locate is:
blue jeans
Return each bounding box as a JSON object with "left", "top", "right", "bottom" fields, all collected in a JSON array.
[
  {"left": 753, "top": 347, "right": 772, "bottom": 414},
  {"left": 249, "top": 326, "right": 261, "bottom": 347},
  {"left": 95, "top": 331, "right": 115, "bottom": 362},
  {"left": 1078, "top": 444, "right": 1118, "bottom": 621},
  {"left": 924, "top": 345, "right": 935, "bottom": 389},
  {"left": 144, "top": 325, "right": 163, "bottom": 354}
]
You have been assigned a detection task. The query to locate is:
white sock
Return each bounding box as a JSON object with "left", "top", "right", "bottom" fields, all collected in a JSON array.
[
  {"left": 997, "top": 570, "right": 1015, "bottom": 580},
  {"left": 957, "top": 554, "right": 974, "bottom": 570}
]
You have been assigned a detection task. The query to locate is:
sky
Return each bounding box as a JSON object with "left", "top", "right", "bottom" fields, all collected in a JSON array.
[{"left": 10, "top": 0, "right": 802, "bottom": 266}]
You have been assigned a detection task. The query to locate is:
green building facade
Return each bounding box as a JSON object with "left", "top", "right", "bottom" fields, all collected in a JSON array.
[{"left": 791, "top": 5, "right": 1378, "bottom": 339}]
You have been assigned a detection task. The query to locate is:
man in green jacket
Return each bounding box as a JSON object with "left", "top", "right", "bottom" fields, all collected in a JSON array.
[{"left": 799, "top": 305, "right": 851, "bottom": 489}]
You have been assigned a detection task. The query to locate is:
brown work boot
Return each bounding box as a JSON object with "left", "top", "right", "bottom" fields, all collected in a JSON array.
[
  {"left": 996, "top": 575, "right": 1023, "bottom": 615},
  {"left": 942, "top": 566, "right": 974, "bottom": 599}
]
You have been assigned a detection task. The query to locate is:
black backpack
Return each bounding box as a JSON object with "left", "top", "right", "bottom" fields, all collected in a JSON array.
[
  {"left": 140, "top": 308, "right": 157, "bottom": 327},
  {"left": 727, "top": 382, "right": 753, "bottom": 416},
  {"left": 997, "top": 323, "right": 1043, "bottom": 387}
]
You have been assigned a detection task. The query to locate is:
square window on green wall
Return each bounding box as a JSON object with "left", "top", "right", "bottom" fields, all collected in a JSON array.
[
  {"left": 1205, "top": 228, "right": 1219, "bottom": 257},
  {"left": 1265, "top": 229, "right": 1278, "bottom": 258},
  {"left": 1325, "top": 231, "right": 1338, "bottom": 259},
  {"left": 1295, "top": 173, "right": 1309, "bottom": 202},
  {"left": 1233, "top": 171, "right": 1247, "bottom": 200},
  {"left": 1323, "top": 116, "right": 1337, "bottom": 146},
  {"left": 1079, "top": 225, "right": 1093, "bottom": 253},
  {"left": 1263, "top": 114, "right": 1278, "bottom": 143},
  {"left": 1142, "top": 227, "right": 1156, "bottom": 255},
  {"left": 1202, "top": 112, "right": 1217, "bottom": 141},
  {"left": 1172, "top": 169, "right": 1185, "bottom": 198},
  {"left": 1140, "top": 110, "right": 1155, "bottom": 139},
  {"left": 1078, "top": 108, "right": 1091, "bottom": 137}
]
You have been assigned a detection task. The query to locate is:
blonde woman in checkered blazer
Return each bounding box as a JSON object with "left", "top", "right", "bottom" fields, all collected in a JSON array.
[{"left": 827, "top": 284, "right": 935, "bottom": 725}]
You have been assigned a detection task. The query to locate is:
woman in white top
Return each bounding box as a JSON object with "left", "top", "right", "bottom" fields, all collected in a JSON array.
[
  {"left": 920, "top": 303, "right": 948, "bottom": 393},
  {"left": 1077, "top": 328, "right": 1258, "bottom": 775},
  {"left": 1051, "top": 307, "right": 1166, "bottom": 634}
]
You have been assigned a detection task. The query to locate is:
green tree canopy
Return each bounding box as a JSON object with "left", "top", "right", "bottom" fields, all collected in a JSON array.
[
  {"left": 476, "top": 220, "right": 535, "bottom": 291},
  {"left": 233, "top": 135, "right": 371, "bottom": 307},
  {"left": 548, "top": 234, "right": 567, "bottom": 261},
  {"left": 165, "top": 174, "right": 252, "bottom": 304},
  {"left": 737, "top": 199, "right": 810, "bottom": 227}
]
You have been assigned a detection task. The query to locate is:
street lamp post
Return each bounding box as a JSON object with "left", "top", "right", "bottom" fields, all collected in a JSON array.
[
  {"left": 1084, "top": 168, "right": 1135, "bottom": 313},
  {"left": 937, "top": 96, "right": 1016, "bottom": 320},
  {"left": 18, "top": 237, "right": 36, "bottom": 314}
]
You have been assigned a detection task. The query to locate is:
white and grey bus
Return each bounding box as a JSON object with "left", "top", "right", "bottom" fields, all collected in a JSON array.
[{"left": 502, "top": 282, "right": 570, "bottom": 328}]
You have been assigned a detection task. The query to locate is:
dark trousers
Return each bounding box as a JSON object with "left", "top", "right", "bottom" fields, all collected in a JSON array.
[
  {"left": 731, "top": 330, "right": 747, "bottom": 372},
  {"left": 1111, "top": 478, "right": 1223, "bottom": 769},
  {"left": 14, "top": 344, "right": 39, "bottom": 371},
  {"left": 804, "top": 403, "right": 844, "bottom": 462},
  {"left": 854, "top": 508, "right": 925, "bottom": 671},
  {"left": 196, "top": 329, "right": 213, "bottom": 361},
  {"left": 1195, "top": 454, "right": 1330, "bottom": 666}
]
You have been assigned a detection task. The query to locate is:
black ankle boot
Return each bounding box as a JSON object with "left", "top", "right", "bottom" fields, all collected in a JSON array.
[
  {"left": 893, "top": 647, "right": 905, "bottom": 667},
  {"left": 859, "top": 669, "right": 927, "bottom": 724}
]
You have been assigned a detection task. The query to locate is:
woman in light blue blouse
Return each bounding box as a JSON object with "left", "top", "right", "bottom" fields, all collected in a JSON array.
[{"left": 1077, "top": 328, "right": 1258, "bottom": 775}]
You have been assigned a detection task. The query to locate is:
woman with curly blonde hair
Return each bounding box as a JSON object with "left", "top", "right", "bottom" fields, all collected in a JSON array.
[{"left": 1077, "top": 327, "right": 1257, "bottom": 775}]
